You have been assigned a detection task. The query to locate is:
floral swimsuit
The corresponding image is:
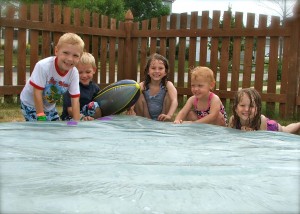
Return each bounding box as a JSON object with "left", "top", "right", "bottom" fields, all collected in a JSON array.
[{"left": 193, "top": 92, "right": 228, "bottom": 125}]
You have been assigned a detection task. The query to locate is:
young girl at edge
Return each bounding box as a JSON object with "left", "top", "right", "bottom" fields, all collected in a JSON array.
[
  {"left": 127, "top": 53, "right": 178, "bottom": 121},
  {"left": 228, "top": 88, "right": 300, "bottom": 134},
  {"left": 174, "top": 66, "right": 227, "bottom": 126}
]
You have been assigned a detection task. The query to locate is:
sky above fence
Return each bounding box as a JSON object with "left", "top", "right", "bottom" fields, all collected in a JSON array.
[{"left": 172, "top": 0, "right": 296, "bottom": 25}]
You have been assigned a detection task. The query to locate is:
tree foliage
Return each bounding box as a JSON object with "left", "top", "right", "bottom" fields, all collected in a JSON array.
[
  {"left": 3, "top": 0, "right": 171, "bottom": 21},
  {"left": 259, "top": 0, "right": 297, "bottom": 23},
  {"left": 124, "top": 0, "right": 170, "bottom": 21},
  {"left": 63, "top": 0, "right": 125, "bottom": 21}
]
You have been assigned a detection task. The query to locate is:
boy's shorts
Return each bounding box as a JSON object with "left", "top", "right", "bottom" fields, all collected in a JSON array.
[
  {"left": 61, "top": 101, "right": 100, "bottom": 121},
  {"left": 21, "top": 101, "right": 60, "bottom": 121}
]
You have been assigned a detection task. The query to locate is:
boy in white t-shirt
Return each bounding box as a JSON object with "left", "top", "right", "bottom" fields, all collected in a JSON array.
[{"left": 20, "top": 32, "right": 84, "bottom": 121}]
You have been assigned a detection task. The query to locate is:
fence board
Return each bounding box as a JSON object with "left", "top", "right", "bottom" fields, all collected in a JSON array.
[
  {"left": 131, "top": 22, "right": 139, "bottom": 82},
  {"left": 108, "top": 19, "right": 117, "bottom": 83},
  {"left": 53, "top": 5, "right": 62, "bottom": 47},
  {"left": 150, "top": 18, "right": 158, "bottom": 55},
  {"left": 17, "top": 5, "right": 27, "bottom": 87},
  {"left": 219, "top": 11, "right": 230, "bottom": 104},
  {"left": 242, "top": 13, "right": 255, "bottom": 88},
  {"left": 3, "top": 6, "right": 14, "bottom": 89},
  {"left": 279, "top": 19, "right": 290, "bottom": 117},
  {"left": 159, "top": 16, "right": 168, "bottom": 57},
  {"left": 210, "top": 11, "right": 220, "bottom": 78},
  {"left": 168, "top": 14, "right": 177, "bottom": 84},
  {"left": 254, "top": 14, "right": 267, "bottom": 92},
  {"left": 177, "top": 13, "right": 187, "bottom": 89},
  {"left": 117, "top": 21, "right": 125, "bottom": 81},
  {"left": 199, "top": 11, "right": 209, "bottom": 66},
  {"left": 139, "top": 20, "right": 148, "bottom": 82},
  {"left": 230, "top": 12, "right": 243, "bottom": 92},
  {"left": 29, "top": 4, "right": 39, "bottom": 76},
  {"left": 41, "top": 4, "right": 51, "bottom": 58},
  {"left": 188, "top": 11, "right": 197, "bottom": 77},
  {"left": 100, "top": 15, "right": 108, "bottom": 83},
  {"left": 286, "top": 13, "right": 300, "bottom": 118},
  {"left": 83, "top": 10, "right": 90, "bottom": 51},
  {"left": 92, "top": 12, "right": 100, "bottom": 83},
  {"left": 266, "top": 16, "right": 280, "bottom": 117}
]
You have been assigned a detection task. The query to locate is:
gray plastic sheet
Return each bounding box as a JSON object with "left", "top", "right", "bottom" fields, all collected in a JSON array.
[{"left": 0, "top": 115, "right": 299, "bottom": 214}]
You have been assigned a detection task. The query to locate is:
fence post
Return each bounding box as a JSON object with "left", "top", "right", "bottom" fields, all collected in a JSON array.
[
  {"left": 3, "top": 6, "right": 14, "bottom": 103},
  {"left": 124, "top": 10, "right": 134, "bottom": 80},
  {"left": 286, "top": 3, "right": 300, "bottom": 118}
]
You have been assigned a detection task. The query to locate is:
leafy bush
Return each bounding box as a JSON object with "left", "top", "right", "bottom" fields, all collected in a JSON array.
[
  {"left": 277, "top": 59, "right": 282, "bottom": 81},
  {"left": 26, "top": 44, "right": 30, "bottom": 55}
]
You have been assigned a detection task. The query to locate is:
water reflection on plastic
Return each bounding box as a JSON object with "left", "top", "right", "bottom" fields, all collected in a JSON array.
[{"left": 0, "top": 115, "right": 299, "bottom": 214}]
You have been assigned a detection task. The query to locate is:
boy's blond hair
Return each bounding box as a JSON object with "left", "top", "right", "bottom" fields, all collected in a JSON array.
[
  {"left": 79, "top": 52, "right": 96, "bottom": 69},
  {"left": 56, "top": 33, "right": 84, "bottom": 53},
  {"left": 191, "top": 66, "right": 216, "bottom": 85}
]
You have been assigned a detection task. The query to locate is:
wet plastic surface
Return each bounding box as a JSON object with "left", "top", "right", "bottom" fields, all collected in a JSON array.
[{"left": 0, "top": 115, "right": 299, "bottom": 213}]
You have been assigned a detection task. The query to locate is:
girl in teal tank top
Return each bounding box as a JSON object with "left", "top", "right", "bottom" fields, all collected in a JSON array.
[{"left": 126, "top": 53, "right": 178, "bottom": 121}]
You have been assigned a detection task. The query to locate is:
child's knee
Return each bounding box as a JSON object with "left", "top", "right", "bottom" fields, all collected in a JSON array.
[{"left": 186, "top": 111, "right": 198, "bottom": 121}]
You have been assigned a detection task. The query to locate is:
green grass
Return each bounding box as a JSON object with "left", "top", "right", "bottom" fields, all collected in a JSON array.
[
  {"left": 0, "top": 101, "right": 298, "bottom": 126},
  {"left": 0, "top": 102, "right": 63, "bottom": 122}
]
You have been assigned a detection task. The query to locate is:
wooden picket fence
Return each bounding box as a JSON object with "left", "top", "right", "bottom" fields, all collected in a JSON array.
[{"left": 0, "top": 3, "right": 299, "bottom": 119}]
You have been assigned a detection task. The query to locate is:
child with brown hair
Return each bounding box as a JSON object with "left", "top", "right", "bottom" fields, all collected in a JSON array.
[
  {"left": 127, "top": 53, "right": 178, "bottom": 121},
  {"left": 229, "top": 88, "right": 300, "bottom": 134},
  {"left": 174, "top": 66, "right": 227, "bottom": 126}
]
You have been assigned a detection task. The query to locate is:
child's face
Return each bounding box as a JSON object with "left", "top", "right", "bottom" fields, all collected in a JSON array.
[
  {"left": 191, "top": 77, "right": 213, "bottom": 99},
  {"left": 236, "top": 93, "right": 257, "bottom": 122},
  {"left": 148, "top": 59, "right": 166, "bottom": 81},
  {"left": 77, "top": 63, "right": 95, "bottom": 86},
  {"left": 55, "top": 43, "right": 82, "bottom": 73}
]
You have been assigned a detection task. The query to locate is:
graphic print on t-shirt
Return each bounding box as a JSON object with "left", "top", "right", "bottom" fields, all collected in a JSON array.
[{"left": 44, "top": 77, "right": 70, "bottom": 104}]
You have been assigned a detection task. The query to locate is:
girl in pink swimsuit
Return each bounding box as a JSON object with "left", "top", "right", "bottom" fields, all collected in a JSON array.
[
  {"left": 228, "top": 88, "right": 300, "bottom": 134},
  {"left": 174, "top": 66, "right": 227, "bottom": 126},
  {"left": 193, "top": 92, "right": 227, "bottom": 126}
]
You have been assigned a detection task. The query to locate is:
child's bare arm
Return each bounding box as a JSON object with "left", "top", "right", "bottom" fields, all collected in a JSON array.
[
  {"left": 259, "top": 115, "right": 268, "bottom": 130},
  {"left": 165, "top": 81, "right": 178, "bottom": 117},
  {"left": 33, "top": 88, "right": 44, "bottom": 114},
  {"left": 71, "top": 97, "right": 81, "bottom": 121},
  {"left": 174, "top": 96, "right": 193, "bottom": 124},
  {"left": 228, "top": 116, "right": 234, "bottom": 128},
  {"left": 158, "top": 81, "right": 178, "bottom": 121}
]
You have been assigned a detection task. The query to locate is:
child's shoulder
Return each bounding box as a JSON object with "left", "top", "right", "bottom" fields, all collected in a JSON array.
[
  {"left": 259, "top": 115, "right": 268, "bottom": 130},
  {"left": 187, "top": 95, "right": 196, "bottom": 102},
  {"left": 38, "top": 56, "right": 55, "bottom": 64},
  {"left": 260, "top": 114, "right": 267, "bottom": 121},
  {"left": 210, "top": 91, "right": 220, "bottom": 98},
  {"left": 210, "top": 92, "right": 222, "bottom": 102},
  {"left": 166, "top": 80, "right": 176, "bottom": 88},
  {"left": 93, "top": 82, "right": 100, "bottom": 90}
]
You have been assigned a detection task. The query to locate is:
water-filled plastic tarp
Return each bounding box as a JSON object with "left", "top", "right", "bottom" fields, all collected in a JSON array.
[{"left": 0, "top": 115, "right": 299, "bottom": 214}]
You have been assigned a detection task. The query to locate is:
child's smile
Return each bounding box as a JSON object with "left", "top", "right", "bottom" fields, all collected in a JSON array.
[
  {"left": 236, "top": 94, "right": 257, "bottom": 123},
  {"left": 148, "top": 60, "right": 166, "bottom": 81}
]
